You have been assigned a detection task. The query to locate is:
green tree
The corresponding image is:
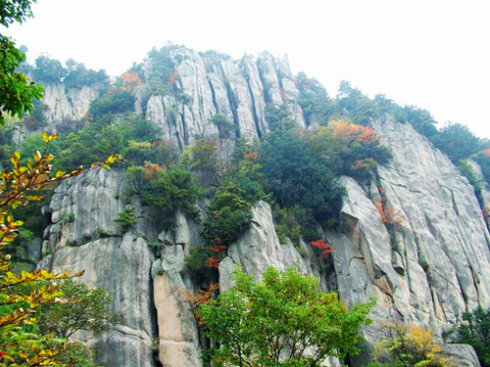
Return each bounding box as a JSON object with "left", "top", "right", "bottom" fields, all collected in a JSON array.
[
  {"left": 0, "top": 0, "right": 36, "bottom": 26},
  {"left": 455, "top": 306, "right": 490, "bottom": 367},
  {"left": 0, "top": 35, "right": 44, "bottom": 125},
  {"left": 198, "top": 267, "right": 374, "bottom": 366},
  {"left": 259, "top": 129, "right": 345, "bottom": 226},
  {"left": 431, "top": 122, "right": 486, "bottom": 163},
  {"left": 32, "top": 56, "right": 66, "bottom": 84},
  {"left": 38, "top": 279, "right": 123, "bottom": 339},
  {"left": 113, "top": 207, "right": 138, "bottom": 233}
]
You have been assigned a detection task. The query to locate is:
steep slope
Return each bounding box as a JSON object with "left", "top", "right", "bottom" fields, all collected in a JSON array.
[
  {"left": 36, "top": 47, "right": 490, "bottom": 366},
  {"left": 329, "top": 116, "right": 490, "bottom": 348}
]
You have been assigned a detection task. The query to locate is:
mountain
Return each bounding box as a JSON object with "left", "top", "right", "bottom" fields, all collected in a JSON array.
[{"left": 17, "top": 46, "right": 490, "bottom": 366}]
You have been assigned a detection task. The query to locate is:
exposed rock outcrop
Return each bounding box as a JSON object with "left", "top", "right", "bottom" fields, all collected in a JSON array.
[
  {"left": 41, "top": 169, "right": 155, "bottom": 367},
  {"left": 42, "top": 83, "right": 100, "bottom": 129}
]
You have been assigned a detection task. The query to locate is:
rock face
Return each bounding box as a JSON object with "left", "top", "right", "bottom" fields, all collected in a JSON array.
[
  {"left": 144, "top": 48, "right": 305, "bottom": 149},
  {"left": 37, "top": 48, "right": 489, "bottom": 366},
  {"left": 41, "top": 169, "right": 156, "bottom": 367},
  {"left": 41, "top": 83, "right": 100, "bottom": 129}
]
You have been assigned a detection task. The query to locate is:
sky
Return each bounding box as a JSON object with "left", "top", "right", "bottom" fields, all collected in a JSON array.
[{"left": 3, "top": 0, "right": 490, "bottom": 138}]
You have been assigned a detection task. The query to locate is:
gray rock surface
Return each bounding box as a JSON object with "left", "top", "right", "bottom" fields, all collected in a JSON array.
[
  {"left": 443, "top": 344, "right": 481, "bottom": 367},
  {"left": 330, "top": 116, "right": 490, "bottom": 354},
  {"left": 40, "top": 168, "right": 155, "bottom": 366},
  {"left": 219, "top": 201, "right": 326, "bottom": 292},
  {"left": 143, "top": 47, "right": 305, "bottom": 146},
  {"left": 152, "top": 244, "right": 202, "bottom": 367},
  {"left": 42, "top": 83, "right": 99, "bottom": 129}
]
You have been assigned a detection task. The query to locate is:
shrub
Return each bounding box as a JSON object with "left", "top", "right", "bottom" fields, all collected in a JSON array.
[
  {"left": 125, "top": 165, "right": 147, "bottom": 195},
  {"left": 201, "top": 180, "right": 252, "bottom": 246},
  {"left": 210, "top": 113, "right": 235, "bottom": 138},
  {"left": 307, "top": 119, "right": 391, "bottom": 179},
  {"left": 458, "top": 160, "right": 483, "bottom": 205},
  {"left": 141, "top": 164, "right": 203, "bottom": 229},
  {"left": 114, "top": 207, "right": 138, "bottom": 233}
]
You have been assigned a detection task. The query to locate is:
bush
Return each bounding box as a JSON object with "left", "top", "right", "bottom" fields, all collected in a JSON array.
[
  {"left": 307, "top": 120, "right": 392, "bottom": 179},
  {"left": 141, "top": 164, "right": 203, "bottom": 229},
  {"left": 114, "top": 207, "right": 138, "bottom": 233},
  {"left": 458, "top": 160, "right": 483, "bottom": 205},
  {"left": 373, "top": 322, "right": 453, "bottom": 367},
  {"left": 201, "top": 180, "right": 252, "bottom": 246},
  {"left": 210, "top": 113, "right": 235, "bottom": 138}
]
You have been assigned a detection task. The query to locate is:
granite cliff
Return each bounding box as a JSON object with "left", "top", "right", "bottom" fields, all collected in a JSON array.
[{"left": 35, "top": 47, "right": 489, "bottom": 366}]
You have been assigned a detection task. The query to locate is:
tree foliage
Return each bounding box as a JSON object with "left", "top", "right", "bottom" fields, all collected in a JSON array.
[
  {"left": 455, "top": 306, "right": 490, "bottom": 367},
  {"left": 259, "top": 129, "right": 345, "bottom": 226},
  {"left": 38, "top": 279, "right": 123, "bottom": 339},
  {"left": 307, "top": 119, "right": 391, "bottom": 179},
  {"left": 373, "top": 322, "right": 453, "bottom": 367},
  {"left": 198, "top": 266, "right": 373, "bottom": 366},
  {"left": 0, "top": 0, "right": 35, "bottom": 26},
  {"left": 431, "top": 123, "right": 487, "bottom": 163},
  {"left": 0, "top": 36, "right": 44, "bottom": 125}
]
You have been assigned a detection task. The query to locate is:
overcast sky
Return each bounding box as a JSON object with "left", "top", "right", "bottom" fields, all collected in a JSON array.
[{"left": 3, "top": 0, "right": 489, "bottom": 138}]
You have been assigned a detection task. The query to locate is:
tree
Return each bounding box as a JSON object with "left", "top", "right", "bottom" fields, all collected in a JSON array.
[
  {"left": 0, "top": 37, "right": 44, "bottom": 125},
  {"left": 431, "top": 122, "right": 486, "bottom": 163},
  {"left": 198, "top": 267, "right": 374, "bottom": 367},
  {"left": 259, "top": 129, "right": 345, "bottom": 226},
  {"left": 0, "top": 0, "right": 36, "bottom": 26},
  {"left": 455, "top": 306, "right": 490, "bottom": 367},
  {"left": 372, "top": 322, "right": 453, "bottom": 367},
  {"left": 0, "top": 0, "right": 44, "bottom": 125},
  {"left": 38, "top": 279, "right": 123, "bottom": 339}
]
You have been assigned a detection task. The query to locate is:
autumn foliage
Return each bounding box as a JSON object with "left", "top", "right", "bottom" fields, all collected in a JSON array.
[
  {"left": 307, "top": 119, "right": 391, "bottom": 179},
  {"left": 373, "top": 322, "right": 453, "bottom": 366},
  {"left": 310, "top": 239, "right": 334, "bottom": 257},
  {"left": 373, "top": 200, "right": 404, "bottom": 230},
  {"left": 330, "top": 120, "right": 380, "bottom": 145},
  {"left": 120, "top": 72, "right": 142, "bottom": 91},
  {"left": 180, "top": 283, "right": 219, "bottom": 316}
]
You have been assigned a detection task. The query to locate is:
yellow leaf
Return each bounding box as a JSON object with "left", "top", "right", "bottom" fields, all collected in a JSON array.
[
  {"left": 55, "top": 170, "right": 66, "bottom": 178},
  {"left": 48, "top": 133, "right": 58, "bottom": 141},
  {"left": 42, "top": 132, "right": 49, "bottom": 143},
  {"left": 34, "top": 150, "right": 42, "bottom": 163},
  {"left": 10, "top": 155, "right": 19, "bottom": 166}
]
